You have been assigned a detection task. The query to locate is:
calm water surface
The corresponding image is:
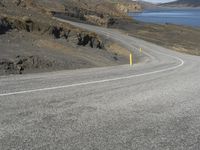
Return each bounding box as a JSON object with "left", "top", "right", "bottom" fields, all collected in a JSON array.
[{"left": 129, "top": 8, "right": 200, "bottom": 27}]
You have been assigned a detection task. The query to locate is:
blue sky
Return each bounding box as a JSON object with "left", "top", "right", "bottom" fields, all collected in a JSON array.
[{"left": 143, "top": 0, "right": 176, "bottom": 3}]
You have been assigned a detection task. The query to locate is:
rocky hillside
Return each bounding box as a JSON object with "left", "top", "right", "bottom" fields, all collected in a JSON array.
[
  {"left": 1, "top": 0, "right": 141, "bottom": 27},
  {"left": 50, "top": 0, "right": 141, "bottom": 27},
  {"left": 0, "top": 0, "right": 132, "bottom": 75},
  {"left": 161, "top": 0, "right": 200, "bottom": 7}
]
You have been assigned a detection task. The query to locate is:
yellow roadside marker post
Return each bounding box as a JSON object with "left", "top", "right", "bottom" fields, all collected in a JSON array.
[
  {"left": 130, "top": 52, "right": 133, "bottom": 66},
  {"left": 140, "top": 48, "right": 142, "bottom": 54}
]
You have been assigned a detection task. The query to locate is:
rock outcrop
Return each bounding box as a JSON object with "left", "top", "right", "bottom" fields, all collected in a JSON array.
[
  {"left": 115, "top": 3, "right": 142, "bottom": 13},
  {"left": 77, "top": 33, "right": 103, "bottom": 48},
  {"left": 0, "top": 55, "right": 55, "bottom": 74},
  {"left": 52, "top": 0, "right": 141, "bottom": 27},
  {"left": 0, "top": 18, "right": 12, "bottom": 34},
  {"left": 0, "top": 15, "right": 104, "bottom": 49}
]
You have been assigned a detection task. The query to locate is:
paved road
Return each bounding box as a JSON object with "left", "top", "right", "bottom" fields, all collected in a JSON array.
[{"left": 0, "top": 19, "right": 200, "bottom": 150}]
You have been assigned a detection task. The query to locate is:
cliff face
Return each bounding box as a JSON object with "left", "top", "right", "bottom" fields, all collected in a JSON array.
[{"left": 161, "top": 0, "right": 200, "bottom": 7}]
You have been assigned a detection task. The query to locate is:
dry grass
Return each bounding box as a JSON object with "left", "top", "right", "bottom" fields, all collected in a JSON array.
[
  {"left": 106, "top": 43, "right": 130, "bottom": 58},
  {"left": 113, "top": 20, "right": 200, "bottom": 55}
]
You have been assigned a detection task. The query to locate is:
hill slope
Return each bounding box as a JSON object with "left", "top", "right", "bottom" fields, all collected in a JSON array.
[
  {"left": 161, "top": 0, "right": 200, "bottom": 7},
  {"left": 0, "top": 0, "right": 135, "bottom": 75}
]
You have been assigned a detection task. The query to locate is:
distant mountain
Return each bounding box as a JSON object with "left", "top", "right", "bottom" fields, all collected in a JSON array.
[
  {"left": 161, "top": 0, "right": 200, "bottom": 7},
  {"left": 138, "top": 1, "right": 158, "bottom": 9}
]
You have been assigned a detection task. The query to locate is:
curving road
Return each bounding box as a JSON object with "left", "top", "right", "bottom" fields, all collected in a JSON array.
[{"left": 0, "top": 19, "right": 200, "bottom": 149}]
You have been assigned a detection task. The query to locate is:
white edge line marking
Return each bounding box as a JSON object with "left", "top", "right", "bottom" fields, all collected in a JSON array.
[
  {"left": 0, "top": 57, "right": 184, "bottom": 97},
  {"left": 0, "top": 18, "right": 185, "bottom": 97}
]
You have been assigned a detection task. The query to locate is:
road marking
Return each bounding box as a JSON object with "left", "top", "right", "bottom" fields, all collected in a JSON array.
[{"left": 0, "top": 57, "right": 184, "bottom": 97}]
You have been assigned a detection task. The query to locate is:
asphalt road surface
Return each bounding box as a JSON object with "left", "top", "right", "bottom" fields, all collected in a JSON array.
[{"left": 0, "top": 19, "right": 200, "bottom": 150}]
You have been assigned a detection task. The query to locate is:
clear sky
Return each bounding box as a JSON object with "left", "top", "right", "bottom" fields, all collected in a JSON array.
[{"left": 143, "top": 0, "right": 176, "bottom": 3}]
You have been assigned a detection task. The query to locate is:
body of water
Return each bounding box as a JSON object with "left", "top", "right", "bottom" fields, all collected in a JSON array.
[{"left": 129, "top": 8, "right": 200, "bottom": 27}]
